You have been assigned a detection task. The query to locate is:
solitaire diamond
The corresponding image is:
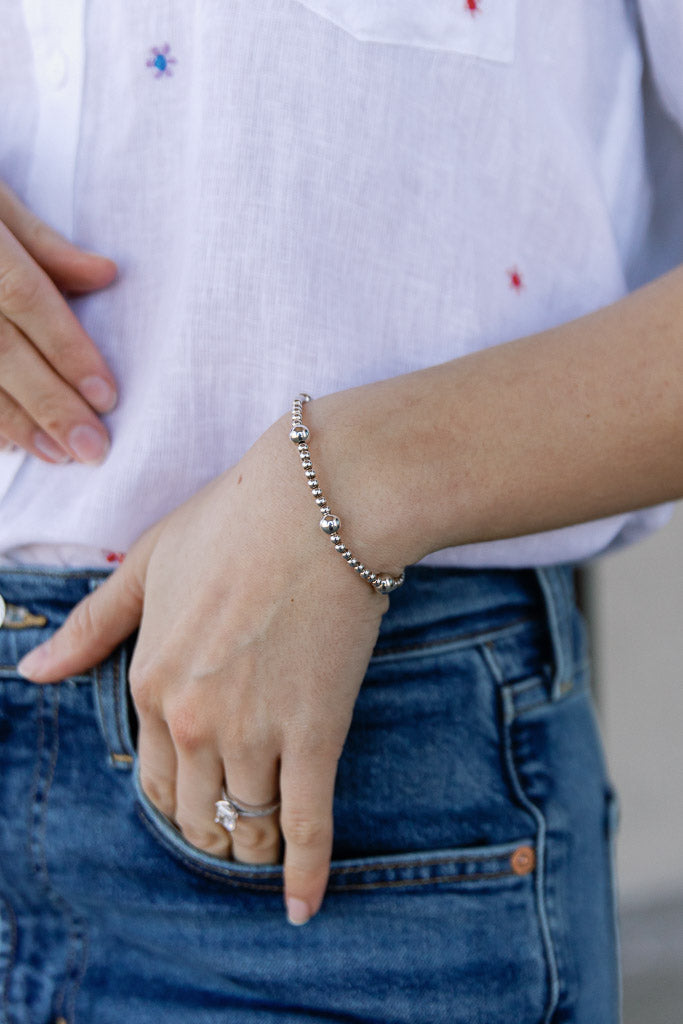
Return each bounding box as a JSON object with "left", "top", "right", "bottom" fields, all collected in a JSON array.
[{"left": 214, "top": 799, "right": 239, "bottom": 832}]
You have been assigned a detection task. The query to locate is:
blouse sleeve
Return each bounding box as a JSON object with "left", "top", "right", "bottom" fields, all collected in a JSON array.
[
  {"left": 628, "top": 1, "right": 683, "bottom": 287},
  {"left": 637, "top": 0, "right": 683, "bottom": 129}
]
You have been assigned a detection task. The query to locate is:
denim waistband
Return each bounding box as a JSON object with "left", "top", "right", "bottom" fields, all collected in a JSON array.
[{"left": 0, "top": 562, "right": 579, "bottom": 766}]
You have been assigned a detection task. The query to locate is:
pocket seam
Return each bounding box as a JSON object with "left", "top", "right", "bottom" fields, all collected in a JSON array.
[
  {"left": 293, "top": 0, "right": 517, "bottom": 62},
  {"left": 372, "top": 615, "right": 536, "bottom": 664},
  {"left": 136, "top": 804, "right": 536, "bottom": 893}
]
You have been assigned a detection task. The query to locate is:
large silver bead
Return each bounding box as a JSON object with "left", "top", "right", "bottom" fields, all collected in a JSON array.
[
  {"left": 320, "top": 514, "right": 341, "bottom": 534},
  {"left": 290, "top": 424, "right": 310, "bottom": 444}
]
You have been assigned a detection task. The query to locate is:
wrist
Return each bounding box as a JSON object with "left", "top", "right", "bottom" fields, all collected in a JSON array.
[
  {"left": 289, "top": 394, "right": 406, "bottom": 594},
  {"left": 297, "top": 384, "right": 435, "bottom": 577}
]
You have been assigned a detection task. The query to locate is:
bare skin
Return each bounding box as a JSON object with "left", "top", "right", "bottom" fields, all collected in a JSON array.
[{"left": 9, "top": 181, "right": 683, "bottom": 924}]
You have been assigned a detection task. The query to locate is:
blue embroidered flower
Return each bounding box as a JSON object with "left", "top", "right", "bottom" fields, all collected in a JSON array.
[{"left": 146, "top": 44, "right": 177, "bottom": 78}]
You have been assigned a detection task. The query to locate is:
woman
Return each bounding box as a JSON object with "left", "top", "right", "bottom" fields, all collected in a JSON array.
[{"left": 1, "top": 2, "right": 682, "bottom": 1021}]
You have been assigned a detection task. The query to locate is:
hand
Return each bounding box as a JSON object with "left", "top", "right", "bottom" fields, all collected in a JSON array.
[
  {"left": 0, "top": 182, "right": 117, "bottom": 463},
  {"left": 16, "top": 411, "right": 395, "bottom": 924}
]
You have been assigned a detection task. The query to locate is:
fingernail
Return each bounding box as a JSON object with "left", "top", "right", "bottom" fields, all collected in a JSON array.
[
  {"left": 34, "top": 431, "right": 71, "bottom": 463},
  {"left": 17, "top": 642, "right": 51, "bottom": 680},
  {"left": 79, "top": 376, "right": 117, "bottom": 413},
  {"left": 286, "top": 898, "right": 311, "bottom": 926},
  {"left": 68, "top": 424, "right": 109, "bottom": 464}
]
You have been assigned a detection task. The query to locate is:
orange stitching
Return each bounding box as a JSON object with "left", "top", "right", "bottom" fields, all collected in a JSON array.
[
  {"left": 328, "top": 847, "right": 522, "bottom": 876},
  {"left": 136, "top": 808, "right": 533, "bottom": 893},
  {"left": 328, "top": 869, "right": 515, "bottom": 892}
]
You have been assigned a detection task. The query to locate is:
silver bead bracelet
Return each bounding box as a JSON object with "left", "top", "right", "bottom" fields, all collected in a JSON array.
[{"left": 289, "top": 394, "right": 406, "bottom": 595}]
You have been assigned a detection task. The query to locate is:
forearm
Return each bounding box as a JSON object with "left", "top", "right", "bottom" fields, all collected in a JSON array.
[{"left": 306, "top": 264, "right": 683, "bottom": 571}]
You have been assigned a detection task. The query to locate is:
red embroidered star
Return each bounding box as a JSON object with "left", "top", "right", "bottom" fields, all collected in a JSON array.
[
  {"left": 105, "top": 551, "right": 126, "bottom": 564},
  {"left": 508, "top": 267, "right": 524, "bottom": 291},
  {"left": 465, "top": 0, "right": 482, "bottom": 15}
]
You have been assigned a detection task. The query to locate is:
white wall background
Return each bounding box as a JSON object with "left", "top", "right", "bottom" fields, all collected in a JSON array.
[{"left": 592, "top": 503, "right": 683, "bottom": 907}]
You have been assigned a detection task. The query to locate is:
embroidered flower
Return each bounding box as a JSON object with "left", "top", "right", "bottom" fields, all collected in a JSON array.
[
  {"left": 105, "top": 551, "right": 126, "bottom": 564},
  {"left": 465, "top": 0, "right": 482, "bottom": 15},
  {"left": 146, "top": 44, "right": 177, "bottom": 78},
  {"left": 508, "top": 267, "right": 524, "bottom": 292}
]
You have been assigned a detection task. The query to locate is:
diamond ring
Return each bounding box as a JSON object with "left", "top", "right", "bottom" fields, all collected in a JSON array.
[{"left": 214, "top": 790, "right": 281, "bottom": 833}]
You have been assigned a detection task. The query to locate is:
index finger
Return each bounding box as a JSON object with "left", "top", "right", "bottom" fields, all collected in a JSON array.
[
  {"left": 0, "top": 221, "right": 117, "bottom": 411},
  {"left": 280, "top": 752, "right": 337, "bottom": 926},
  {"left": 0, "top": 181, "right": 117, "bottom": 294}
]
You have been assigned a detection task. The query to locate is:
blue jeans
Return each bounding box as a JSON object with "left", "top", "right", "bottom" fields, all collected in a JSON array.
[{"left": 0, "top": 564, "right": 619, "bottom": 1023}]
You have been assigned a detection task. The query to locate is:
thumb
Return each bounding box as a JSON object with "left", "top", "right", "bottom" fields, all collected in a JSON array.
[
  {"left": 16, "top": 529, "right": 158, "bottom": 683},
  {"left": 0, "top": 181, "right": 117, "bottom": 294}
]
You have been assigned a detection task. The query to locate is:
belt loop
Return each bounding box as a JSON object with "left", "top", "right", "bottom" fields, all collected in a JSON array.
[
  {"left": 89, "top": 576, "right": 136, "bottom": 770},
  {"left": 534, "top": 565, "right": 576, "bottom": 702}
]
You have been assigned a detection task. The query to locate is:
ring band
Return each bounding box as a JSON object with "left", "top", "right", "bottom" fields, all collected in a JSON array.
[{"left": 214, "top": 790, "right": 281, "bottom": 833}]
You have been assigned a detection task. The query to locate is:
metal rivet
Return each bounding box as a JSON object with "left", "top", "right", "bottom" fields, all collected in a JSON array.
[{"left": 510, "top": 845, "right": 536, "bottom": 876}]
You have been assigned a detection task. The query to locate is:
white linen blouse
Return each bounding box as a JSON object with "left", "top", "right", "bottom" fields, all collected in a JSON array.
[{"left": 0, "top": 0, "right": 682, "bottom": 568}]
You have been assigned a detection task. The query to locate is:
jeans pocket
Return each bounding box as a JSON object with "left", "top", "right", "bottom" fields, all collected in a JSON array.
[
  {"left": 133, "top": 614, "right": 541, "bottom": 891},
  {"left": 134, "top": 772, "right": 550, "bottom": 1024},
  {"left": 293, "top": 0, "right": 517, "bottom": 61},
  {"left": 135, "top": 766, "right": 536, "bottom": 894}
]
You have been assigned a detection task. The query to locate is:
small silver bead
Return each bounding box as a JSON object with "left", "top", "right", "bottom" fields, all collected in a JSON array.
[
  {"left": 334, "top": 543, "right": 346, "bottom": 553},
  {"left": 342, "top": 551, "right": 353, "bottom": 561},
  {"left": 320, "top": 514, "right": 341, "bottom": 535},
  {"left": 367, "top": 573, "right": 377, "bottom": 583},
  {"left": 330, "top": 534, "right": 340, "bottom": 543},
  {"left": 348, "top": 558, "right": 359, "bottom": 568},
  {"left": 305, "top": 470, "right": 316, "bottom": 479},
  {"left": 311, "top": 488, "right": 323, "bottom": 498},
  {"left": 307, "top": 479, "right": 319, "bottom": 488},
  {"left": 290, "top": 425, "right": 310, "bottom": 444},
  {"left": 315, "top": 497, "right": 327, "bottom": 507},
  {"left": 320, "top": 505, "right": 331, "bottom": 514},
  {"left": 302, "top": 460, "right": 313, "bottom": 469},
  {"left": 354, "top": 563, "right": 364, "bottom": 573},
  {"left": 360, "top": 569, "right": 371, "bottom": 579}
]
